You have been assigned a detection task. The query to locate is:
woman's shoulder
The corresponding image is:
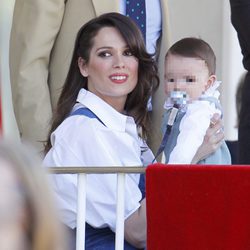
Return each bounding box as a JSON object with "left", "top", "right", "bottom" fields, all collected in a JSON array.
[{"left": 52, "top": 113, "right": 103, "bottom": 143}]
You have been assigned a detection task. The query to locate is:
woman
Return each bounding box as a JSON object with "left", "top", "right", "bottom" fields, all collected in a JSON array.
[
  {"left": 0, "top": 141, "right": 66, "bottom": 250},
  {"left": 43, "top": 13, "right": 224, "bottom": 249}
]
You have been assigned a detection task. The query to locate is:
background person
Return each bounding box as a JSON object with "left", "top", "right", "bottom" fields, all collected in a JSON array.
[
  {"left": 225, "top": 72, "right": 247, "bottom": 164},
  {"left": 229, "top": 0, "right": 250, "bottom": 164},
  {"left": 0, "top": 140, "right": 66, "bottom": 250}
]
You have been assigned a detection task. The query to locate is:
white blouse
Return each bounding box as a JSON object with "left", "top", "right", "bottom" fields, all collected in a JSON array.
[{"left": 43, "top": 89, "right": 154, "bottom": 231}]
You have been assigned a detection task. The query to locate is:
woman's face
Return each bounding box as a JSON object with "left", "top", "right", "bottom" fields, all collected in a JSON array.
[{"left": 78, "top": 26, "right": 139, "bottom": 112}]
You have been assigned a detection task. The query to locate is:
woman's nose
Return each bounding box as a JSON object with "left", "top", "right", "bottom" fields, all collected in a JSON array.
[{"left": 113, "top": 54, "right": 125, "bottom": 68}]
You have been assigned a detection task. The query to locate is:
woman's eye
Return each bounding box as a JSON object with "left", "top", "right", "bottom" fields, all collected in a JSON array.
[
  {"left": 124, "top": 50, "right": 133, "bottom": 56},
  {"left": 98, "top": 51, "right": 111, "bottom": 57}
]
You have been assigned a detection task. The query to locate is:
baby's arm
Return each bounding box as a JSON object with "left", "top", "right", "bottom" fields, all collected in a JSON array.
[{"left": 168, "top": 101, "right": 220, "bottom": 164}]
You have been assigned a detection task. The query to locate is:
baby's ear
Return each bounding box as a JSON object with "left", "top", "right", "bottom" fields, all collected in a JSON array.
[{"left": 205, "top": 75, "right": 216, "bottom": 90}]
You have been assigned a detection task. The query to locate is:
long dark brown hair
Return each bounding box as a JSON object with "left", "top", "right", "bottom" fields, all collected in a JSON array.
[{"left": 45, "top": 12, "right": 159, "bottom": 153}]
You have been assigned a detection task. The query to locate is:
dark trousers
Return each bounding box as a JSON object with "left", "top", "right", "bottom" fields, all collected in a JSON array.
[
  {"left": 230, "top": 0, "right": 250, "bottom": 164},
  {"left": 63, "top": 224, "right": 142, "bottom": 250},
  {"left": 239, "top": 73, "right": 250, "bottom": 163}
]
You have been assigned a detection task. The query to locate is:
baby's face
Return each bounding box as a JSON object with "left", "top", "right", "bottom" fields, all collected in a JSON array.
[{"left": 164, "top": 53, "right": 212, "bottom": 104}]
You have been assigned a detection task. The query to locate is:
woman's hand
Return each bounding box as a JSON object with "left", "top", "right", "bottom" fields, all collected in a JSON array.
[{"left": 191, "top": 113, "right": 224, "bottom": 164}]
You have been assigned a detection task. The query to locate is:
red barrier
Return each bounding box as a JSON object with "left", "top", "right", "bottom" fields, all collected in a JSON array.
[{"left": 146, "top": 164, "right": 250, "bottom": 250}]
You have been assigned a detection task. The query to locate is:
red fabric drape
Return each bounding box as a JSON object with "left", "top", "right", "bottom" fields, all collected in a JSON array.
[{"left": 146, "top": 163, "right": 250, "bottom": 250}]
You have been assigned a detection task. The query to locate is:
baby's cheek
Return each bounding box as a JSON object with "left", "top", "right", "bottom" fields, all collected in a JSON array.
[
  {"left": 190, "top": 88, "right": 202, "bottom": 100},
  {"left": 164, "top": 84, "right": 170, "bottom": 95}
]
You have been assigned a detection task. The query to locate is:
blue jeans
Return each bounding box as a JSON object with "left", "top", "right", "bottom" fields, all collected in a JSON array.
[{"left": 65, "top": 224, "right": 143, "bottom": 250}]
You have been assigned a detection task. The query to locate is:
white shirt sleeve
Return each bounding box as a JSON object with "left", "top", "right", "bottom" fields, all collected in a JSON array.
[
  {"left": 168, "top": 101, "right": 221, "bottom": 164},
  {"left": 44, "top": 115, "right": 143, "bottom": 231}
]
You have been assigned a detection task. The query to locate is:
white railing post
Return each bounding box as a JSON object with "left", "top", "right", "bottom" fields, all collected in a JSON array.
[
  {"left": 76, "top": 173, "right": 87, "bottom": 250},
  {"left": 115, "top": 173, "right": 125, "bottom": 250}
]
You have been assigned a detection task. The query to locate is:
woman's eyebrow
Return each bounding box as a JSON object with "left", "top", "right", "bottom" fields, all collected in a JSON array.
[
  {"left": 95, "top": 46, "right": 112, "bottom": 52},
  {"left": 95, "top": 45, "right": 129, "bottom": 52}
]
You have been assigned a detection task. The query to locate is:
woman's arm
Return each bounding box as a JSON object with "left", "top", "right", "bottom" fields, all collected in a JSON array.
[
  {"left": 191, "top": 113, "right": 224, "bottom": 164},
  {"left": 124, "top": 198, "right": 147, "bottom": 249}
]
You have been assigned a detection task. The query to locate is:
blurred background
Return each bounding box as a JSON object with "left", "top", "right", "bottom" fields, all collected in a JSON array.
[{"left": 0, "top": 0, "right": 19, "bottom": 140}]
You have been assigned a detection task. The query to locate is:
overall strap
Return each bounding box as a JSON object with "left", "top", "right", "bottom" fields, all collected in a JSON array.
[
  {"left": 152, "top": 105, "right": 179, "bottom": 163},
  {"left": 70, "top": 107, "right": 105, "bottom": 126}
]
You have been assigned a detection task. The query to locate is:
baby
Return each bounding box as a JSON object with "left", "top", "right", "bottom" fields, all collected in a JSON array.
[{"left": 161, "top": 37, "right": 231, "bottom": 164}]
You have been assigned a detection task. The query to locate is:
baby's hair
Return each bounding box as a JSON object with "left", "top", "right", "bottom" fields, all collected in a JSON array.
[{"left": 166, "top": 37, "right": 216, "bottom": 75}]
